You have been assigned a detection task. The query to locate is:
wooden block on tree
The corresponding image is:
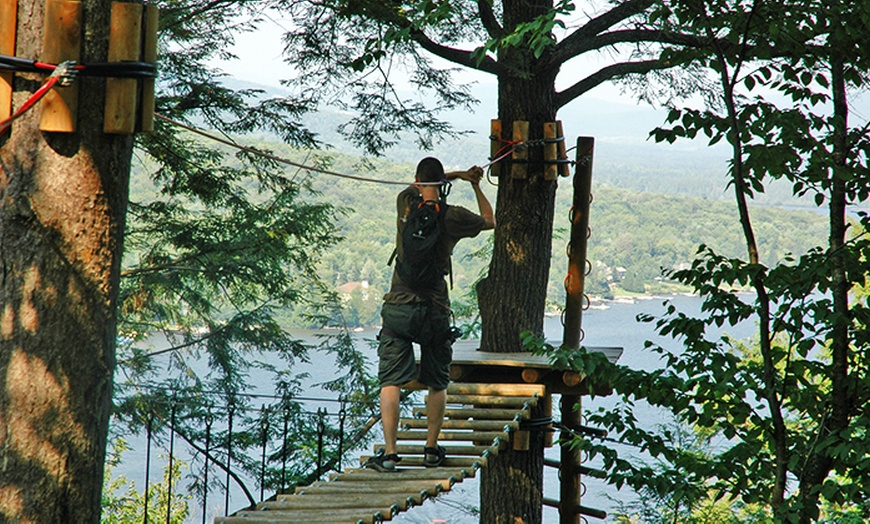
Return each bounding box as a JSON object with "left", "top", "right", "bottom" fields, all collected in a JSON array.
[
  {"left": 0, "top": 0, "right": 16, "bottom": 122},
  {"left": 557, "top": 121, "right": 570, "bottom": 177},
  {"left": 137, "top": 4, "right": 158, "bottom": 132},
  {"left": 40, "top": 0, "right": 81, "bottom": 132},
  {"left": 103, "top": 1, "right": 142, "bottom": 134},
  {"left": 542, "top": 392, "right": 553, "bottom": 447},
  {"left": 544, "top": 121, "right": 559, "bottom": 180},
  {"left": 513, "top": 429, "right": 530, "bottom": 451},
  {"left": 511, "top": 120, "right": 529, "bottom": 179}
]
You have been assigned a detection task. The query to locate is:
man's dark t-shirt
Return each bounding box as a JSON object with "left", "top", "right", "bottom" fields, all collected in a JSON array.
[{"left": 384, "top": 186, "right": 486, "bottom": 310}]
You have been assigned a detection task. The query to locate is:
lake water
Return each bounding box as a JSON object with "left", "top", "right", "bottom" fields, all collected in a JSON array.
[{"left": 112, "top": 293, "right": 757, "bottom": 523}]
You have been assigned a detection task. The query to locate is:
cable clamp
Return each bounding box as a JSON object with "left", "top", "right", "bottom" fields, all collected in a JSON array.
[{"left": 51, "top": 60, "right": 78, "bottom": 87}]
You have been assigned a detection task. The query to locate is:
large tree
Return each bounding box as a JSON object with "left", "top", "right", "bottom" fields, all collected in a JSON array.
[
  {"left": 275, "top": 0, "right": 708, "bottom": 521},
  {"left": 2, "top": 0, "right": 366, "bottom": 520},
  {"left": 541, "top": 0, "right": 870, "bottom": 522},
  {"left": 0, "top": 0, "right": 131, "bottom": 521}
]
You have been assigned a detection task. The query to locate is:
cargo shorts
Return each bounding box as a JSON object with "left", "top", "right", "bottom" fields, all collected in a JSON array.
[{"left": 377, "top": 301, "right": 453, "bottom": 391}]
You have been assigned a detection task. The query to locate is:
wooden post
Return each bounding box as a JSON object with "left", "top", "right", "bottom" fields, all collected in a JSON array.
[
  {"left": 543, "top": 122, "right": 558, "bottom": 180},
  {"left": 559, "top": 136, "right": 595, "bottom": 524},
  {"left": 0, "top": 0, "right": 16, "bottom": 122},
  {"left": 137, "top": 3, "right": 158, "bottom": 132},
  {"left": 489, "top": 119, "right": 502, "bottom": 177},
  {"left": 542, "top": 393, "right": 553, "bottom": 447},
  {"left": 40, "top": 0, "right": 82, "bottom": 132},
  {"left": 511, "top": 120, "right": 529, "bottom": 179},
  {"left": 104, "top": 1, "right": 142, "bottom": 134},
  {"left": 563, "top": 137, "right": 594, "bottom": 350},
  {"left": 557, "top": 121, "right": 570, "bottom": 177},
  {"left": 560, "top": 394, "right": 583, "bottom": 524},
  {"left": 521, "top": 368, "right": 541, "bottom": 383}
]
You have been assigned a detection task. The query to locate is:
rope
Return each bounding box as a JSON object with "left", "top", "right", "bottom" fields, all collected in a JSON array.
[
  {"left": 0, "top": 54, "right": 157, "bottom": 78},
  {"left": 0, "top": 77, "right": 58, "bottom": 134},
  {"left": 155, "top": 114, "right": 448, "bottom": 187},
  {"left": 0, "top": 61, "right": 76, "bottom": 135},
  {"left": 0, "top": 55, "right": 154, "bottom": 135}
]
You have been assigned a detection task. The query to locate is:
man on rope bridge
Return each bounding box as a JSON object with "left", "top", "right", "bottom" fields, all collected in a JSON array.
[{"left": 366, "top": 157, "right": 496, "bottom": 472}]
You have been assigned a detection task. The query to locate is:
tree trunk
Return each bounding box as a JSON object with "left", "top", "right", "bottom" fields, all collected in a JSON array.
[
  {"left": 0, "top": 1, "right": 132, "bottom": 522},
  {"left": 476, "top": 4, "right": 556, "bottom": 519},
  {"left": 477, "top": 0, "right": 559, "bottom": 354},
  {"left": 479, "top": 404, "right": 547, "bottom": 523}
]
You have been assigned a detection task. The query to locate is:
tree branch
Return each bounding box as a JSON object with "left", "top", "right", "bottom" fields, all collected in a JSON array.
[
  {"left": 404, "top": 23, "right": 502, "bottom": 75},
  {"left": 477, "top": 0, "right": 504, "bottom": 39},
  {"left": 549, "top": 28, "right": 709, "bottom": 69},
  {"left": 556, "top": 0, "right": 655, "bottom": 51},
  {"left": 555, "top": 59, "right": 668, "bottom": 109}
]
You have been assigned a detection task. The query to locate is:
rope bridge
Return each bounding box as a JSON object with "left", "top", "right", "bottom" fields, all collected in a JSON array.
[{"left": 214, "top": 382, "right": 546, "bottom": 524}]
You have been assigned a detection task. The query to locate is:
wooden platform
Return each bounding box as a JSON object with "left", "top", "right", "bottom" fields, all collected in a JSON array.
[{"left": 436, "top": 341, "right": 622, "bottom": 395}]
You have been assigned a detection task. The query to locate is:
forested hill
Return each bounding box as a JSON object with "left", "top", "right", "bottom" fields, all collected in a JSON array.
[{"left": 130, "top": 129, "right": 829, "bottom": 327}]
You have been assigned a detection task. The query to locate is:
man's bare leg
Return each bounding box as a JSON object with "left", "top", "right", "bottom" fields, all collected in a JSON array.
[
  {"left": 426, "top": 387, "right": 446, "bottom": 450},
  {"left": 380, "top": 385, "right": 401, "bottom": 455}
]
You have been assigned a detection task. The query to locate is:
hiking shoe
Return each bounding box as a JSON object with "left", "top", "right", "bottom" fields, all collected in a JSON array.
[
  {"left": 363, "top": 449, "right": 400, "bottom": 472},
  {"left": 423, "top": 445, "right": 446, "bottom": 467}
]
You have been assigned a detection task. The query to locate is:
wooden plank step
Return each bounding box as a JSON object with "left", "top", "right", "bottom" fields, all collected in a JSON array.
[
  {"left": 234, "top": 507, "right": 393, "bottom": 523},
  {"left": 414, "top": 407, "right": 530, "bottom": 420},
  {"left": 359, "top": 455, "right": 485, "bottom": 469},
  {"left": 335, "top": 467, "right": 475, "bottom": 482},
  {"left": 217, "top": 515, "right": 375, "bottom": 524},
  {"left": 258, "top": 494, "right": 412, "bottom": 511},
  {"left": 294, "top": 479, "right": 450, "bottom": 495},
  {"left": 396, "top": 429, "right": 508, "bottom": 443},
  {"left": 267, "top": 492, "right": 422, "bottom": 511},
  {"left": 220, "top": 518, "right": 373, "bottom": 524},
  {"left": 435, "top": 394, "right": 538, "bottom": 408},
  {"left": 447, "top": 382, "right": 546, "bottom": 396},
  {"left": 400, "top": 418, "right": 519, "bottom": 431},
  {"left": 381, "top": 443, "right": 501, "bottom": 456}
]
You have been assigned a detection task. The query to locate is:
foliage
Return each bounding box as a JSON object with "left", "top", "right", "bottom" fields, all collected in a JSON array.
[
  {"left": 528, "top": 0, "right": 870, "bottom": 522},
  {"left": 102, "top": 440, "right": 191, "bottom": 524},
  {"left": 109, "top": 0, "right": 381, "bottom": 512}
]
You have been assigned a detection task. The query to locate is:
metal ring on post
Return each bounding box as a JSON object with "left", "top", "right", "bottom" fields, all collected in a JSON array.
[
  {"left": 578, "top": 328, "right": 585, "bottom": 342},
  {"left": 582, "top": 293, "right": 591, "bottom": 311},
  {"left": 586, "top": 259, "right": 592, "bottom": 276},
  {"left": 587, "top": 226, "right": 592, "bottom": 240}
]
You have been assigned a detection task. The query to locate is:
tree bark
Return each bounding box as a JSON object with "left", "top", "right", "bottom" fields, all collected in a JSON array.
[
  {"left": 0, "top": 0, "right": 132, "bottom": 522},
  {"left": 479, "top": 405, "right": 547, "bottom": 523}
]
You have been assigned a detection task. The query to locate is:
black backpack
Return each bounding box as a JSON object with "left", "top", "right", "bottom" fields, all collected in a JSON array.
[{"left": 390, "top": 196, "right": 450, "bottom": 291}]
